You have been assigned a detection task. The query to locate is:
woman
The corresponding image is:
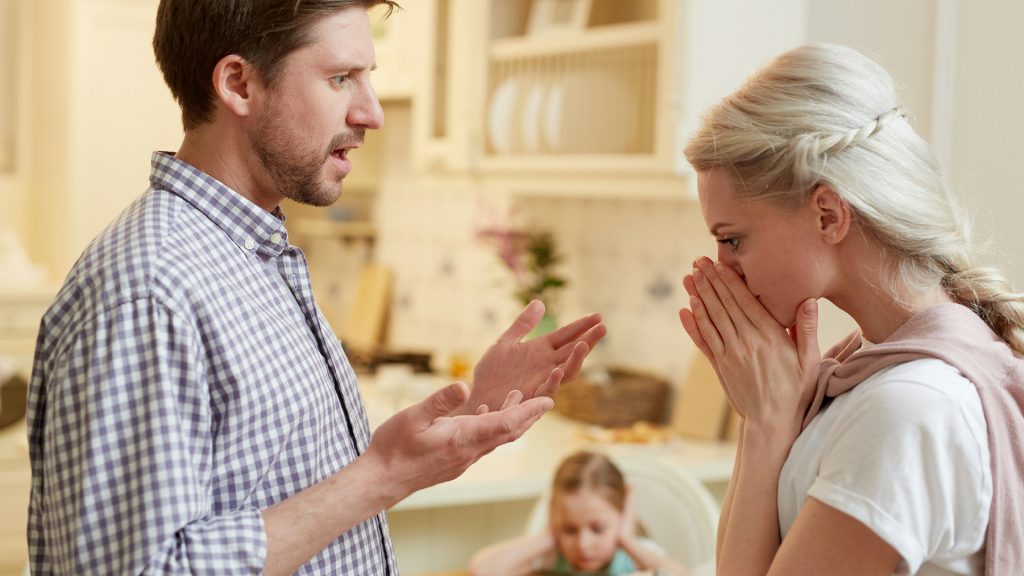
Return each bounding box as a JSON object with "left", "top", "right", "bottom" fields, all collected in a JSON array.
[{"left": 678, "top": 43, "right": 1024, "bottom": 575}]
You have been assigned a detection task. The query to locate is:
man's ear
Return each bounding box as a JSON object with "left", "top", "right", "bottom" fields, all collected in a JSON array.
[
  {"left": 810, "top": 184, "right": 851, "bottom": 245},
  {"left": 211, "top": 54, "right": 260, "bottom": 118}
]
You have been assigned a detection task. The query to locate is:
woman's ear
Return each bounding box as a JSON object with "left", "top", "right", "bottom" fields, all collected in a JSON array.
[
  {"left": 810, "top": 185, "right": 851, "bottom": 245},
  {"left": 211, "top": 54, "right": 260, "bottom": 118}
]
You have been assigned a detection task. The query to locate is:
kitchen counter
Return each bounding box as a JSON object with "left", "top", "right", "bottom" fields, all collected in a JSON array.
[
  {"left": 393, "top": 408, "right": 735, "bottom": 512},
  {"left": 359, "top": 374, "right": 736, "bottom": 513}
]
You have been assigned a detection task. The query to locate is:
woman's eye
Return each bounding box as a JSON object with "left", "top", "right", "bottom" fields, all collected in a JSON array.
[{"left": 717, "top": 237, "right": 740, "bottom": 250}]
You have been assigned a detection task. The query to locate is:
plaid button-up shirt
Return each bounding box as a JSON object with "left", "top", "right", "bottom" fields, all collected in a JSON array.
[{"left": 26, "top": 152, "right": 397, "bottom": 574}]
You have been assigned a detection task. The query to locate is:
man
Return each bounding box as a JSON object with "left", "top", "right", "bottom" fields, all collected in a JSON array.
[{"left": 25, "top": 1, "right": 606, "bottom": 573}]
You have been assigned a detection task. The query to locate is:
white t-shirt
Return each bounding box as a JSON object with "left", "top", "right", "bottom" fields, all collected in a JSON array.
[{"left": 778, "top": 359, "right": 992, "bottom": 575}]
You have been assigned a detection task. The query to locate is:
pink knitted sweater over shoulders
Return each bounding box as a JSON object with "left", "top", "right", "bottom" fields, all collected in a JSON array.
[{"left": 805, "top": 303, "right": 1024, "bottom": 574}]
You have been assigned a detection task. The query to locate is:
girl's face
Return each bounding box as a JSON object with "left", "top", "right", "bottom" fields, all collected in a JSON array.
[
  {"left": 550, "top": 491, "right": 622, "bottom": 573},
  {"left": 697, "top": 168, "right": 837, "bottom": 327}
]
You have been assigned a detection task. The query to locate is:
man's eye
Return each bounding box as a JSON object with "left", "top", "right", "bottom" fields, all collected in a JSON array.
[{"left": 331, "top": 75, "right": 349, "bottom": 87}]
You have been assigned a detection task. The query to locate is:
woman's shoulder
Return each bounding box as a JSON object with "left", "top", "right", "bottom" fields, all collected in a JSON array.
[
  {"left": 841, "top": 358, "right": 984, "bottom": 426},
  {"left": 818, "top": 358, "right": 988, "bottom": 466},
  {"left": 806, "top": 358, "right": 992, "bottom": 573}
]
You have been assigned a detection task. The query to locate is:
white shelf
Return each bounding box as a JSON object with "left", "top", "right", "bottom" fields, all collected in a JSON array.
[
  {"left": 489, "top": 21, "right": 659, "bottom": 61},
  {"left": 479, "top": 153, "right": 680, "bottom": 175},
  {"left": 413, "top": 0, "right": 807, "bottom": 198}
]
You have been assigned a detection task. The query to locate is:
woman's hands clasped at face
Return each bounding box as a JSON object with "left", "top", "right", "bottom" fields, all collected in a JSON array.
[{"left": 678, "top": 258, "right": 821, "bottom": 440}]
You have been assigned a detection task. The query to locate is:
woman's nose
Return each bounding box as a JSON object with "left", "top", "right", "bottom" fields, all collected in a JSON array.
[{"left": 715, "top": 250, "right": 742, "bottom": 278}]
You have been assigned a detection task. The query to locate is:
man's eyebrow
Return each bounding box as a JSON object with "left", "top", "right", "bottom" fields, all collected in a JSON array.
[{"left": 324, "top": 59, "right": 377, "bottom": 73}]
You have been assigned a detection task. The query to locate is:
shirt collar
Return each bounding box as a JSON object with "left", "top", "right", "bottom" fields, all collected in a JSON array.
[{"left": 149, "top": 151, "right": 291, "bottom": 257}]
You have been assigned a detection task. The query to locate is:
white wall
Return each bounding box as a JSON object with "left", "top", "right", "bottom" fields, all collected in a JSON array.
[
  {"left": 801, "top": 0, "right": 1024, "bottom": 344},
  {"left": 806, "top": 0, "right": 937, "bottom": 140},
  {"left": 949, "top": 0, "right": 1024, "bottom": 287}
]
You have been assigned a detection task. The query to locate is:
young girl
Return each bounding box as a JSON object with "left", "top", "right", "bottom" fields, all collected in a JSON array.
[
  {"left": 678, "top": 43, "right": 1024, "bottom": 575},
  {"left": 469, "top": 451, "right": 690, "bottom": 576}
]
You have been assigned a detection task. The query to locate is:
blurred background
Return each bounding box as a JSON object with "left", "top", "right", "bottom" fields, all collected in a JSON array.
[{"left": 0, "top": 0, "right": 1021, "bottom": 574}]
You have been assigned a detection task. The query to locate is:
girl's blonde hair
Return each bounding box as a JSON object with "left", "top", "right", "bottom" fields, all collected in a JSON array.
[
  {"left": 551, "top": 451, "right": 626, "bottom": 512},
  {"left": 684, "top": 43, "right": 1024, "bottom": 354}
]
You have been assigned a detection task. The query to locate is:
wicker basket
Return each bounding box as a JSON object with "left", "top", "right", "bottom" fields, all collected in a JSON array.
[{"left": 554, "top": 367, "right": 671, "bottom": 428}]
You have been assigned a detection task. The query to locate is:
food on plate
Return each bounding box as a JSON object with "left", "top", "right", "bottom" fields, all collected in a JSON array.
[{"left": 576, "top": 421, "right": 671, "bottom": 444}]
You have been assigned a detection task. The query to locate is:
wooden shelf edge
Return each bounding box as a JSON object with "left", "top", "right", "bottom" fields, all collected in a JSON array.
[
  {"left": 478, "top": 171, "right": 697, "bottom": 201},
  {"left": 490, "top": 21, "right": 659, "bottom": 60}
]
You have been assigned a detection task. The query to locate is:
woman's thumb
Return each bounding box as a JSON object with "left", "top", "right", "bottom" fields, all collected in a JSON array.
[{"left": 795, "top": 298, "right": 820, "bottom": 367}]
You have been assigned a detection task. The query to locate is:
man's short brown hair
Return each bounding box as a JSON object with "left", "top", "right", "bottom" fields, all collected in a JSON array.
[{"left": 154, "top": 0, "right": 398, "bottom": 130}]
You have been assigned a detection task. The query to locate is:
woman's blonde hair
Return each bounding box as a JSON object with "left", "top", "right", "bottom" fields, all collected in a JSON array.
[
  {"left": 684, "top": 43, "right": 1024, "bottom": 354},
  {"left": 550, "top": 451, "right": 626, "bottom": 513}
]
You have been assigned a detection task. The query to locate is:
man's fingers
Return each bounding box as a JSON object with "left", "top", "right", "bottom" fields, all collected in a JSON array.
[
  {"left": 462, "top": 396, "right": 554, "bottom": 451},
  {"left": 551, "top": 341, "right": 590, "bottom": 383},
  {"left": 498, "top": 299, "right": 545, "bottom": 344},
  {"left": 534, "top": 366, "right": 566, "bottom": 399},
  {"left": 546, "top": 312, "right": 604, "bottom": 349},
  {"left": 500, "top": 389, "right": 524, "bottom": 410},
  {"left": 417, "top": 381, "right": 470, "bottom": 423},
  {"left": 552, "top": 323, "right": 605, "bottom": 364}
]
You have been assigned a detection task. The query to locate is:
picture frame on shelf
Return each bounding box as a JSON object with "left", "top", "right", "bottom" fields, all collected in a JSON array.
[{"left": 526, "top": 0, "right": 592, "bottom": 36}]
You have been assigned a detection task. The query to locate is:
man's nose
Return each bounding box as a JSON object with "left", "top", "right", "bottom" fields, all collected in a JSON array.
[{"left": 349, "top": 80, "right": 384, "bottom": 130}]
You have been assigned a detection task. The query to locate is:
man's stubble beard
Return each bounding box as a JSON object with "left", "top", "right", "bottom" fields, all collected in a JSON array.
[{"left": 249, "top": 113, "right": 345, "bottom": 208}]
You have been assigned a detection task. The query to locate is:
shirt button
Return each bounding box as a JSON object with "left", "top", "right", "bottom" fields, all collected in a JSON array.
[
  {"left": 270, "top": 232, "right": 283, "bottom": 245},
  {"left": 244, "top": 238, "right": 255, "bottom": 250}
]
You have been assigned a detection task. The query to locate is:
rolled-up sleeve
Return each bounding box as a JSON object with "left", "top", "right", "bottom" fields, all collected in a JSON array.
[{"left": 28, "top": 298, "right": 267, "bottom": 574}]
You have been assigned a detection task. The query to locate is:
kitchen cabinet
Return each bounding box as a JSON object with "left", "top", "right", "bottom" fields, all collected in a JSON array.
[
  {"left": 26, "top": 0, "right": 184, "bottom": 279},
  {"left": 0, "top": 0, "right": 32, "bottom": 249},
  {"left": 413, "top": 0, "right": 807, "bottom": 198}
]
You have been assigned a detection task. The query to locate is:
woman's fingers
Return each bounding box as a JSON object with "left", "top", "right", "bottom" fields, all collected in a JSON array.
[
  {"left": 695, "top": 258, "right": 756, "bottom": 334},
  {"left": 792, "top": 298, "right": 821, "bottom": 374},
  {"left": 678, "top": 307, "right": 717, "bottom": 361},
  {"left": 691, "top": 266, "right": 738, "bottom": 345},
  {"left": 709, "top": 259, "right": 780, "bottom": 330},
  {"left": 687, "top": 290, "right": 726, "bottom": 356},
  {"left": 684, "top": 273, "right": 726, "bottom": 355}
]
